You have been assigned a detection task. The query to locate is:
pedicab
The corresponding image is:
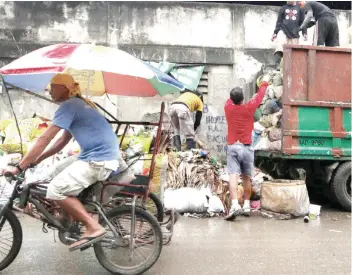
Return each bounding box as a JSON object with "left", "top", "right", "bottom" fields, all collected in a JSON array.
[{"left": 0, "top": 44, "right": 183, "bottom": 275}]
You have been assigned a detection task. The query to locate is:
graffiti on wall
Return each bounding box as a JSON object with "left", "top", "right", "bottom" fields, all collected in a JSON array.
[{"left": 201, "top": 104, "right": 228, "bottom": 154}]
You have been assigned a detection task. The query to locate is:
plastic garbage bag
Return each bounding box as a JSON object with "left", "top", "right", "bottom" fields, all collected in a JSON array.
[
  {"left": 254, "top": 108, "right": 262, "bottom": 122},
  {"left": 254, "top": 135, "right": 270, "bottom": 151},
  {"left": 260, "top": 180, "right": 310, "bottom": 217},
  {"left": 0, "top": 177, "right": 14, "bottom": 204},
  {"left": 207, "top": 193, "right": 225, "bottom": 214},
  {"left": 254, "top": 122, "right": 265, "bottom": 133},
  {"left": 259, "top": 110, "right": 282, "bottom": 128},
  {"left": 26, "top": 166, "right": 51, "bottom": 183},
  {"left": 268, "top": 140, "right": 282, "bottom": 151},
  {"left": 268, "top": 127, "right": 282, "bottom": 142},
  {"left": 261, "top": 99, "right": 281, "bottom": 115},
  {"left": 252, "top": 131, "right": 261, "bottom": 147},
  {"left": 274, "top": 86, "right": 283, "bottom": 99},
  {"left": 252, "top": 169, "right": 272, "bottom": 197},
  {"left": 0, "top": 156, "right": 7, "bottom": 175},
  {"left": 164, "top": 187, "right": 210, "bottom": 213},
  {"left": 272, "top": 74, "right": 283, "bottom": 86},
  {"left": 266, "top": 85, "right": 276, "bottom": 99}
]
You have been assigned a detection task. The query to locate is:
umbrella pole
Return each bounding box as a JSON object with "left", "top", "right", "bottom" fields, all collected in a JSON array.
[
  {"left": 94, "top": 102, "right": 119, "bottom": 123},
  {"left": 0, "top": 76, "right": 24, "bottom": 158}
]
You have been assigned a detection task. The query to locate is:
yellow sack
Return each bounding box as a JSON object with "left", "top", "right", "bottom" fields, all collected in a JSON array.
[
  {"left": 0, "top": 119, "right": 14, "bottom": 136},
  {"left": 120, "top": 134, "right": 153, "bottom": 153},
  {"left": 142, "top": 154, "right": 168, "bottom": 196},
  {"left": 0, "top": 143, "right": 29, "bottom": 155}
]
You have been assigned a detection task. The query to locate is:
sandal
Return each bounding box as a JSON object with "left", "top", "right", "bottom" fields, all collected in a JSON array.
[{"left": 69, "top": 232, "right": 107, "bottom": 252}]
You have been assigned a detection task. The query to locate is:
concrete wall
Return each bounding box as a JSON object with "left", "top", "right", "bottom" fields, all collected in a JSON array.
[{"left": 0, "top": 1, "right": 350, "bottom": 161}]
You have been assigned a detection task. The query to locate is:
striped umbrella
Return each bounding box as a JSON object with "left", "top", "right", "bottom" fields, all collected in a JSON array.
[{"left": 0, "top": 44, "right": 185, "bottom": 97}]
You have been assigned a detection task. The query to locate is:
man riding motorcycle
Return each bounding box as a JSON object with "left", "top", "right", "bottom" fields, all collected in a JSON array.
[{"left": 4, "top": 73, "right": 119, "bottom": 251}]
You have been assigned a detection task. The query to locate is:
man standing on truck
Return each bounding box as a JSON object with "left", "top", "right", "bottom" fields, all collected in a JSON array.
[
  {"left": 169, "top": 91, "right": 203, "bottom": 151},
  {"left": 272, "top": 1, "right": 308, "bottom": 70},
  {"left": 296, "top": 1, "right": 340, "bottom": 46},
  {"left": 224, "top": 76, "right": 271, "bottom": 220}
]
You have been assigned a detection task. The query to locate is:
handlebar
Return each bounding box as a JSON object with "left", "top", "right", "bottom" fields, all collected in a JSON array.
[
  {"left": 1, "top": 164, "right": 36, "bottom": 182},
  {"left": 3, "top": 171, "right": 15, "bottom": 179}
]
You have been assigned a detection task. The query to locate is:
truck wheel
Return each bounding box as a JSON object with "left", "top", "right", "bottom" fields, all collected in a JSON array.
[{"left": 331, "top": 162, "right": 351, "bottom": 211}]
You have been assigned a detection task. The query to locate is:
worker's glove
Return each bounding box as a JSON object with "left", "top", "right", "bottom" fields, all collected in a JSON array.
[{"left": 262, "top": 74, "right": 271, "bottom": 84}]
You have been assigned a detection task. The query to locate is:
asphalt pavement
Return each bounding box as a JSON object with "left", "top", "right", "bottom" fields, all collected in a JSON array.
[{"left": 0, "top": 207, "right": 350, "bottom": 275}]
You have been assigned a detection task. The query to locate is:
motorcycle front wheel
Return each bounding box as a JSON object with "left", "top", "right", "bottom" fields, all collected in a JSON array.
[{"left": 0, "top": 208, "right": 23, "bottom": 271}]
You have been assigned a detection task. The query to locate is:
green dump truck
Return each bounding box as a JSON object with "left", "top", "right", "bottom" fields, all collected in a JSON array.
[{"left": 255, "top": 45, "right": 351, "bottom": 211}]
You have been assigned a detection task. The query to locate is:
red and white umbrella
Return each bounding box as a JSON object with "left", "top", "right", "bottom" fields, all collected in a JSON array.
[{"left": 0, "top": 43, "right": 185, "bottom": 97}]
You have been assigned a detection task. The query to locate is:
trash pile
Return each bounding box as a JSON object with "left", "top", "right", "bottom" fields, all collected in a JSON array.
[
  {"left": 252, "top": 68, "right": 284, "bottom": 151},
  {"left": 163, "top": 148, "right": 269, "bottom": 216},
  {"left": 216, "top": 168, "right": 269, "bottom": 214},
  {"left": 166, "top": 150, "right": 220, "bottom": 189}
]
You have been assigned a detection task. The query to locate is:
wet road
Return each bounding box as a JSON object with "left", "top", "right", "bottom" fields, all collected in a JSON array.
[{"left": 1, "top": 209, "right": 351, "bottom": 275}]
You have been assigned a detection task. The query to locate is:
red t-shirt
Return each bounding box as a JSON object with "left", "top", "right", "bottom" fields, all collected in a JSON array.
[{"left": 224, "top": 82, "right": 268, "bottom": 145}]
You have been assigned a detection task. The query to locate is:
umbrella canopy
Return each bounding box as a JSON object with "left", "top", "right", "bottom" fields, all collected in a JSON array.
[{"left": 0, "top": 44, "right": 185, "bottom": 97}]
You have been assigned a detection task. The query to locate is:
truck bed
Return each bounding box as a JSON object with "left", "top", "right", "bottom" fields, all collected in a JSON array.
[{"left": 257, "top": 45, "right": 351, "bottom": 161}]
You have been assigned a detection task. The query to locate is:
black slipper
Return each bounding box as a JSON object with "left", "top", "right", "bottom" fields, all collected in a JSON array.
[{"left": 69, "top": 232, "right": 107, "bottom": 252}]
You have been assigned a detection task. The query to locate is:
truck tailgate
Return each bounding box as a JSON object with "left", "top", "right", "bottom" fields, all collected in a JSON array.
[{"left": 281, "top": 45, "right": 351, "bottom": 160}]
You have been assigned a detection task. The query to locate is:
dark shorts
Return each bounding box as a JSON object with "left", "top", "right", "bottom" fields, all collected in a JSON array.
[
  {"left": 227, "top": 143, "right": 254, "bottom": 177},
  {"left": 317, "top": 15, "right": 340, "bottom": 47}
]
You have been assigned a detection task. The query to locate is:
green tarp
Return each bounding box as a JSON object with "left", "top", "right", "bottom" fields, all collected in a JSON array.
[{"left": 148, "top": 61, "right": 205, "bottom": 92}]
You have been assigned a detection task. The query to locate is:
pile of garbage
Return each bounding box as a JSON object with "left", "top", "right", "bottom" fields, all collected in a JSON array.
[
  {"left": 166, "top": 150, "right": 220, "bottom": 189},
  {"left": 162, "top": 149, "right": 225, "bottom": 216},
  {"left": 252, "top": 68, "right": 284, "bottom": 151},
  {"left": 163, "top": 148, "right": 271, "bottom": 216},
  {"left": 216, "top": 168, "right": 269, "bottom": 214}
]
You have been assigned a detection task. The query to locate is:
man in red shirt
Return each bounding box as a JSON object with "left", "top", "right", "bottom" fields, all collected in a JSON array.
[{"left": 224, "top": 75, "right": 270, "bottom": 220}]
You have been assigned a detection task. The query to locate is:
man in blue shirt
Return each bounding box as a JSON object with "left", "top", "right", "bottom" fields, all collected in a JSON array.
[{"left": 5, "top": 73, "right": 119, "bottom": 251}]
